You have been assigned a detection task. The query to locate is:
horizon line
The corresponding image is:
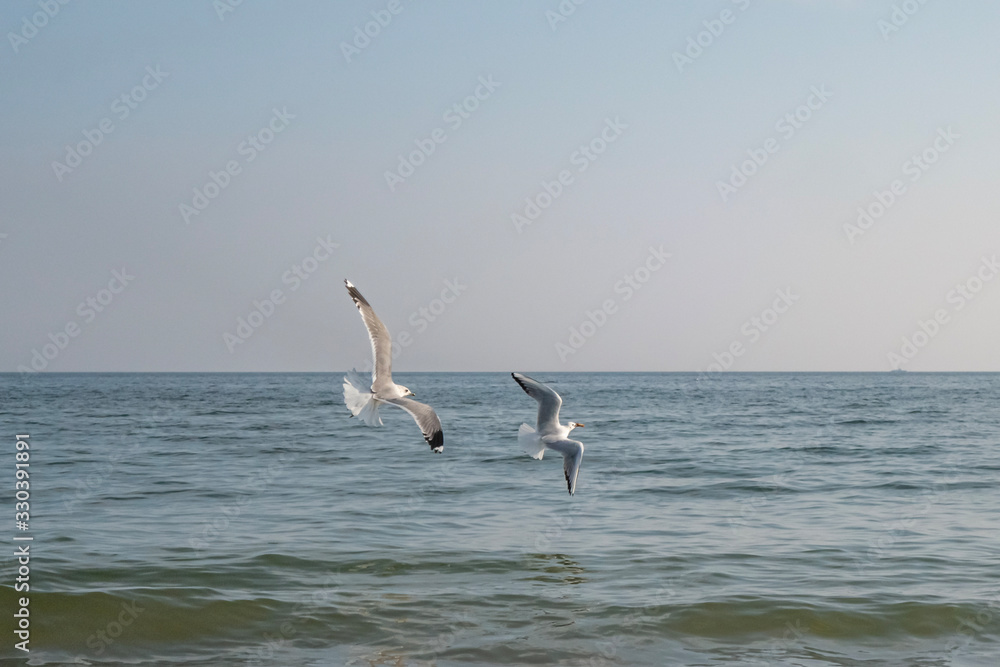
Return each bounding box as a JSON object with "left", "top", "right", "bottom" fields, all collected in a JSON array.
[{"left": 3, "top": 370, "right": 999, "bottom": 375}]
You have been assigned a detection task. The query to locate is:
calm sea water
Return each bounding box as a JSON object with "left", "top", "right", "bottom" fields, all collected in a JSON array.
[{"left": 1, "top": 372, "right": 998, "bottom": 666}]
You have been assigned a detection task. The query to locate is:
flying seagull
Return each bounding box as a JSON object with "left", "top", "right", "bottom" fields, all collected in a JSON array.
[
  {"left": 512, "top": 372, "right": 585, "bottom": 495},
  {"left": 342, "top": 280, "right": 444, "bottom": 452}
]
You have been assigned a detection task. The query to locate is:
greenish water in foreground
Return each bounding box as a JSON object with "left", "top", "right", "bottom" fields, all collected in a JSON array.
[{"left": 1, "top": 372, "right": 998, "bottom": 665}]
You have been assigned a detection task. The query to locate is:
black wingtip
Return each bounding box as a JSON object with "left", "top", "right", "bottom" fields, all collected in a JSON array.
[
  {"left": 426, "top": 429, "right": 444, "bottom": 452},
  {"left": 565, "top": 469, "right": 578, "bottom": 495}
]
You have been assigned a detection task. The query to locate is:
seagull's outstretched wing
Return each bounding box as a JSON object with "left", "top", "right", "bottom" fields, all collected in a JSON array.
[
  {"left": 545, "top": 438, "right": 584, "bottom": 495},
  {"left": 511, "top": 372, "right": 562, "bottom": 432},
  {"left": 345, "top": 280, "right": 393, "bottom": 392},
  {"left": 384, "top": 397, "right": 444, "bottom": 453}
]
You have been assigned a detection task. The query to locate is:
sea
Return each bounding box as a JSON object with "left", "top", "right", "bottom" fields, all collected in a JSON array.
[{"left": 0, "top": 372, "right": 998, "bottom": 666}]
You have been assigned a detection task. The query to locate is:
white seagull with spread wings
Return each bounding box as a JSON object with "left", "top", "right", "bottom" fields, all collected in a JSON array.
[
  {"left": 342, "top": 280, "right": 444, "bottom": 452},
  {"left": 512, "top": 373, "right": 585, "bottom": 495}
]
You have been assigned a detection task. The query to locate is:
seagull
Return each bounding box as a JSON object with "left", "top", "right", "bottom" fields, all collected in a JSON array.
[
  {"left": 342, "top": 280, "right": 444, "bottom": 453},
  {"left": 511, "top": 372, "right": 585, "bottom": 495}
]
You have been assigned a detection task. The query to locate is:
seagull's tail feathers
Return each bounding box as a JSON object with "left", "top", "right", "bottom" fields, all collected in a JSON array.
[
  {"left": 518, "top": 423, "right": 545, "bottom": 459},
  {"left": 343, "top": 368, "right": 382, "bottom": 427}
]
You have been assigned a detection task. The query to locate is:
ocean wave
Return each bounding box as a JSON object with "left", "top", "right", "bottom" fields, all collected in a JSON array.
[{"left": 5, "top": 586, "right": 992, "bottom": 655}]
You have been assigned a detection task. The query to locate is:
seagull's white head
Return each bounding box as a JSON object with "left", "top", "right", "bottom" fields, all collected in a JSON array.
[
  {"left": 569, "top": 421, "right": 584, "bottom": 430},
  {"left": 400, "top": 386, "right": 415, "bottom": 397}
]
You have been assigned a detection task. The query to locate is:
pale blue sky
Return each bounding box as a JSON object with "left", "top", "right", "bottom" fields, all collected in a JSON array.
[{"left": 2, "top": 0, "right": 999, "bottom": 372}]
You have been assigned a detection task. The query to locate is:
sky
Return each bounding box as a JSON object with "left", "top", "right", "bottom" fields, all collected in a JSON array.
[{"left": 2, "top": 0, "right": 999, "bottom": 373}]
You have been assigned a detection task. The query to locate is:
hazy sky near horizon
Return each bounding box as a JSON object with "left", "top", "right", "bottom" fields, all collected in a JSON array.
[{"left": 2, "top": 0, "right": 999, "bottom": 372}]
